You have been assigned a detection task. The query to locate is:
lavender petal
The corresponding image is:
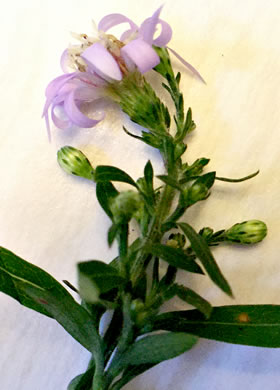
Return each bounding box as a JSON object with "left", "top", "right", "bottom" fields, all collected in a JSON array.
[
  {"left": 139, "top": 6, "right": 162, "bottom": 45},
  {"left": 167, "top": 47, "right": 206, "bottom": 84},
  {"left": 98, "top": 13, "right": 138, "bottom": 33},
  {"left": 64, "top": 89, "right": 105, "bottom": 128},
  {"left": 121, "top": 38, "right": 160, "bottom": 74},
  {"left": 81, "top": 43, "right": 122, "bottom": 81}
]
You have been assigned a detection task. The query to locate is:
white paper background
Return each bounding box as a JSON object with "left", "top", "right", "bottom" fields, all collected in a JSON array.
[{"left": 0, "top": 0, "right": 280, "bottom": 389}]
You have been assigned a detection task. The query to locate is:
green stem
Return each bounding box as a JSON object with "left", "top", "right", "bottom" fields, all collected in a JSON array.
[{"left": 105, "top": 295, "right": 135, "bottom": 386}]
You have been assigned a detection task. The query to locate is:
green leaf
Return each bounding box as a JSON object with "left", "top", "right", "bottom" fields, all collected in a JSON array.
[
  {"left": 0, "top": 247, "right": 56, "bottom": 318},
  {"left": 123, "top": 332, "right": 197, "bottom": 365},
  {"left": 108, "top": 223, "right": 120, "bottom": 246},
  {"left": 96, "top": 182, "right": 119, "bottom": 219},
  {"left": 67, "top": 366, "right": 94, "bottom": 390},
  {"left": 78, "top": 260, "right": 125, "bottom": 303},
  {"left": 145, "top": 243, "right": 204, "bottom": 274},
  {"left": 110, "top": 364, "right": 156, "bottom": 390},
  {"left": 174, "top": 284, "right": 212, "bottom": 318},
  {"left": 0, "top": 248, "right": 102, "bottom": 353},
  {"left": 194, "top": 171, "right": 216, "bottom": 189},
  {"left": 157, "top": 175, "right": 182, "bottom": 190},
  {"left": 178, "top": 223, "right": 233, "bottom": 297},
  {"left": 152, "top": 305, "right": 280, "bottom": 348},
  {"left": 95, "top": 166, "right": 137, "bottom": 187},
  {"left": 144, "top": 160, "right": 154, "bottom": 192},
  {"left": 216, "top": 170, "right": 259, "bottom": 183}
]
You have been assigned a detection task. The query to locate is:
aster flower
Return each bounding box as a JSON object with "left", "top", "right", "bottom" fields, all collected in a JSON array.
[{"left": 43, "top": 7, "right": 204, "bottom": 138}]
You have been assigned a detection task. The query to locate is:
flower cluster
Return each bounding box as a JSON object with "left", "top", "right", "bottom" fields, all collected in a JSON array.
[{"left": 43, "top": 7, "right": 203, "bottom": 139}]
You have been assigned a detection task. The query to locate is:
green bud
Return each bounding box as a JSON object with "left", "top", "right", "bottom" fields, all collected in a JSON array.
[
  {"left": 199, "top": 227, "right": 214, "bottom": 241},
  {"left": 110, "top": 190, "right": 142, "bottom": 224},
  {"left": 167, "top": 233, "right": 186, "bottom": 249},
  {"left": 225, "top": 220, "right": 267, "bottom": 244},
  {"left": 57, "top": 146, "right": 94, "bottom": 180},
  {"left": 187, "top": 182, "right": 209, "bottom": 204}
]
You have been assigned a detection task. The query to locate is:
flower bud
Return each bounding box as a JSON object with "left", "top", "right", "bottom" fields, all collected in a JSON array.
[
  {"left": 225, "top": 220, "right": 267, "bottom": 244},
  {"left": 166, "top": 233, "right": 186, "bottom": 249},
  {"left": 110, "top": 191, "right": 142, "bottom": 224},
  {"left": 199, "top": 227, "right": 214, "bottom": 241},
  {"left": 187, "top": 182, "right": 209, "bottom": 204},
  {"left": 57, "top": 146, "right": 94, "bottom": 180}
]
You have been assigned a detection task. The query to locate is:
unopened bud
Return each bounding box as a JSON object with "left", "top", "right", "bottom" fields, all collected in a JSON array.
[
  {"left": 225, "top": 220, "right": 267, "bottom": 244},
  {"left": 110, "top": 190, "right": 142, "bottom": 223},
  {"left": 199, "top": 227, "right": 214, "bottom": 241},
  {"left": 187, "top": 182, "right": 208, "bottom": 204},
  {"left": 57, "top": 146, "right": 94, "bottom": 180},
  {"left": 166, "top": 233, "right": 186, "bottom": 249}
]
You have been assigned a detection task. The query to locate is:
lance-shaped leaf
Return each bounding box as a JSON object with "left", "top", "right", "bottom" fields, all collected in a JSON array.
[
  {"left": 95, "top": 165, "right": 137, "bottom": 187},
  {"left": 178, "top": 223, "right": 233, "bottom": 296},
  {"left": 152, "top": 305, "right": 280, "bottom": 348},
  {"left": 174, "top": 284, "right": 212, "bottom": 318},
  {"left": 144, "top": 243, "right": 204, "bottom": 274},
  {"left": 96, "top": 181, "right": 119, "bottom": 219},
  {"left": 144, "top": 160, "right": 154, "bottom": 193},
  {"left": 78, "top": 260, "right": 125, "bottom": 304},
  {"left": 0, "top": 247, "right": 101, "bottom": 353},
  {"left": 122, "top": 332, "right": 197, "bottom": 365}
]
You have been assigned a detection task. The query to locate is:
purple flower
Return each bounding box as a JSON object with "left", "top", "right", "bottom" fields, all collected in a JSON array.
[{"left": 43, "top": 7, "right": 204, "bottom": 138}]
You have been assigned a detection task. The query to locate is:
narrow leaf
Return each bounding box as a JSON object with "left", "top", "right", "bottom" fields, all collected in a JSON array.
[
  {"left": 157, "top": 175, "right": 182, "bottom": 190},
  {"left": 0, "top": 248, "right": 101, "bottom": 353},
  {"left": 216, "top": 170, "right": 259, "bottom": 183},
  {"left": 153, "top": 305, "right": 280, "bottom": 348},
  {"left": 145, "top": 243, "right": 204, "bottom": 274},
  {"left": 78, "top": 260, "right": 125, "bottom": 304},
  {"left": 96, "top": 182, "right": 118, "bottom": 219},
  {"left": 95, "top": 166, "right": 137, "bottom": 187},
  {"left": 19, "top": 282, "right": 100, "bottom": 353},
  {"left": 144, "top": 160, "right": 154, "bottom": 192},
  {"left": 174, "top": 284, "right": 212, "bottom": 318},
  {"left": 0, "top": 247, "right": 66, "bottom": 318},
  {"left": 178, "top": 223, "right": 233, "bottom": 297},
  {"left": 123, "top": 332, "right": 197, "bottom": 365}
]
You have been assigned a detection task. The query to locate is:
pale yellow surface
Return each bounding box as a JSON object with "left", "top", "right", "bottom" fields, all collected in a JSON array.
[{"left": 0, "top": 1, "right": 280, "bottom": 389}]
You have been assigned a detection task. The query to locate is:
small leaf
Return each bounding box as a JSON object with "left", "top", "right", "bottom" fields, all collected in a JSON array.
[
  {"left": 96, "top": 182, "right": 119, "bottom": 219},
  {"left": 78, "top": 260, "right": 125, "bottom": 303},
  {"left": 178, "top": 223, "right": 233, "bottom": 297},
  {"left": 108, "top": 223, "right": 120, "bottom": 246},
  {"left": 174, "top": 284, "right": 212, "bottom": 318},
  {"left": 95, "top": 166, "right": 137, "bottom": 187},
  {"left": 157, "top": 175, "right": 182, "bottom": 190},
  {"left": 145, "top": 244, "right": 204, "bottom": 274},
  {"left": 144, "top": 160, "right": 154, "bottom": 192},
  {"left": 67, "top": 366, "right": 94, "bottom": 390},
  {"left": 123, "top": 332, "right": 197, "bottom": 365},
  {"left": 153, "top": 305, "right": 280, "bottom": 348},
  {"left": 194, "top": 172, "right": 216, "bottom": 189},
  {"left": 216, "top": 170, "right": 259, "bottom": 183}
]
